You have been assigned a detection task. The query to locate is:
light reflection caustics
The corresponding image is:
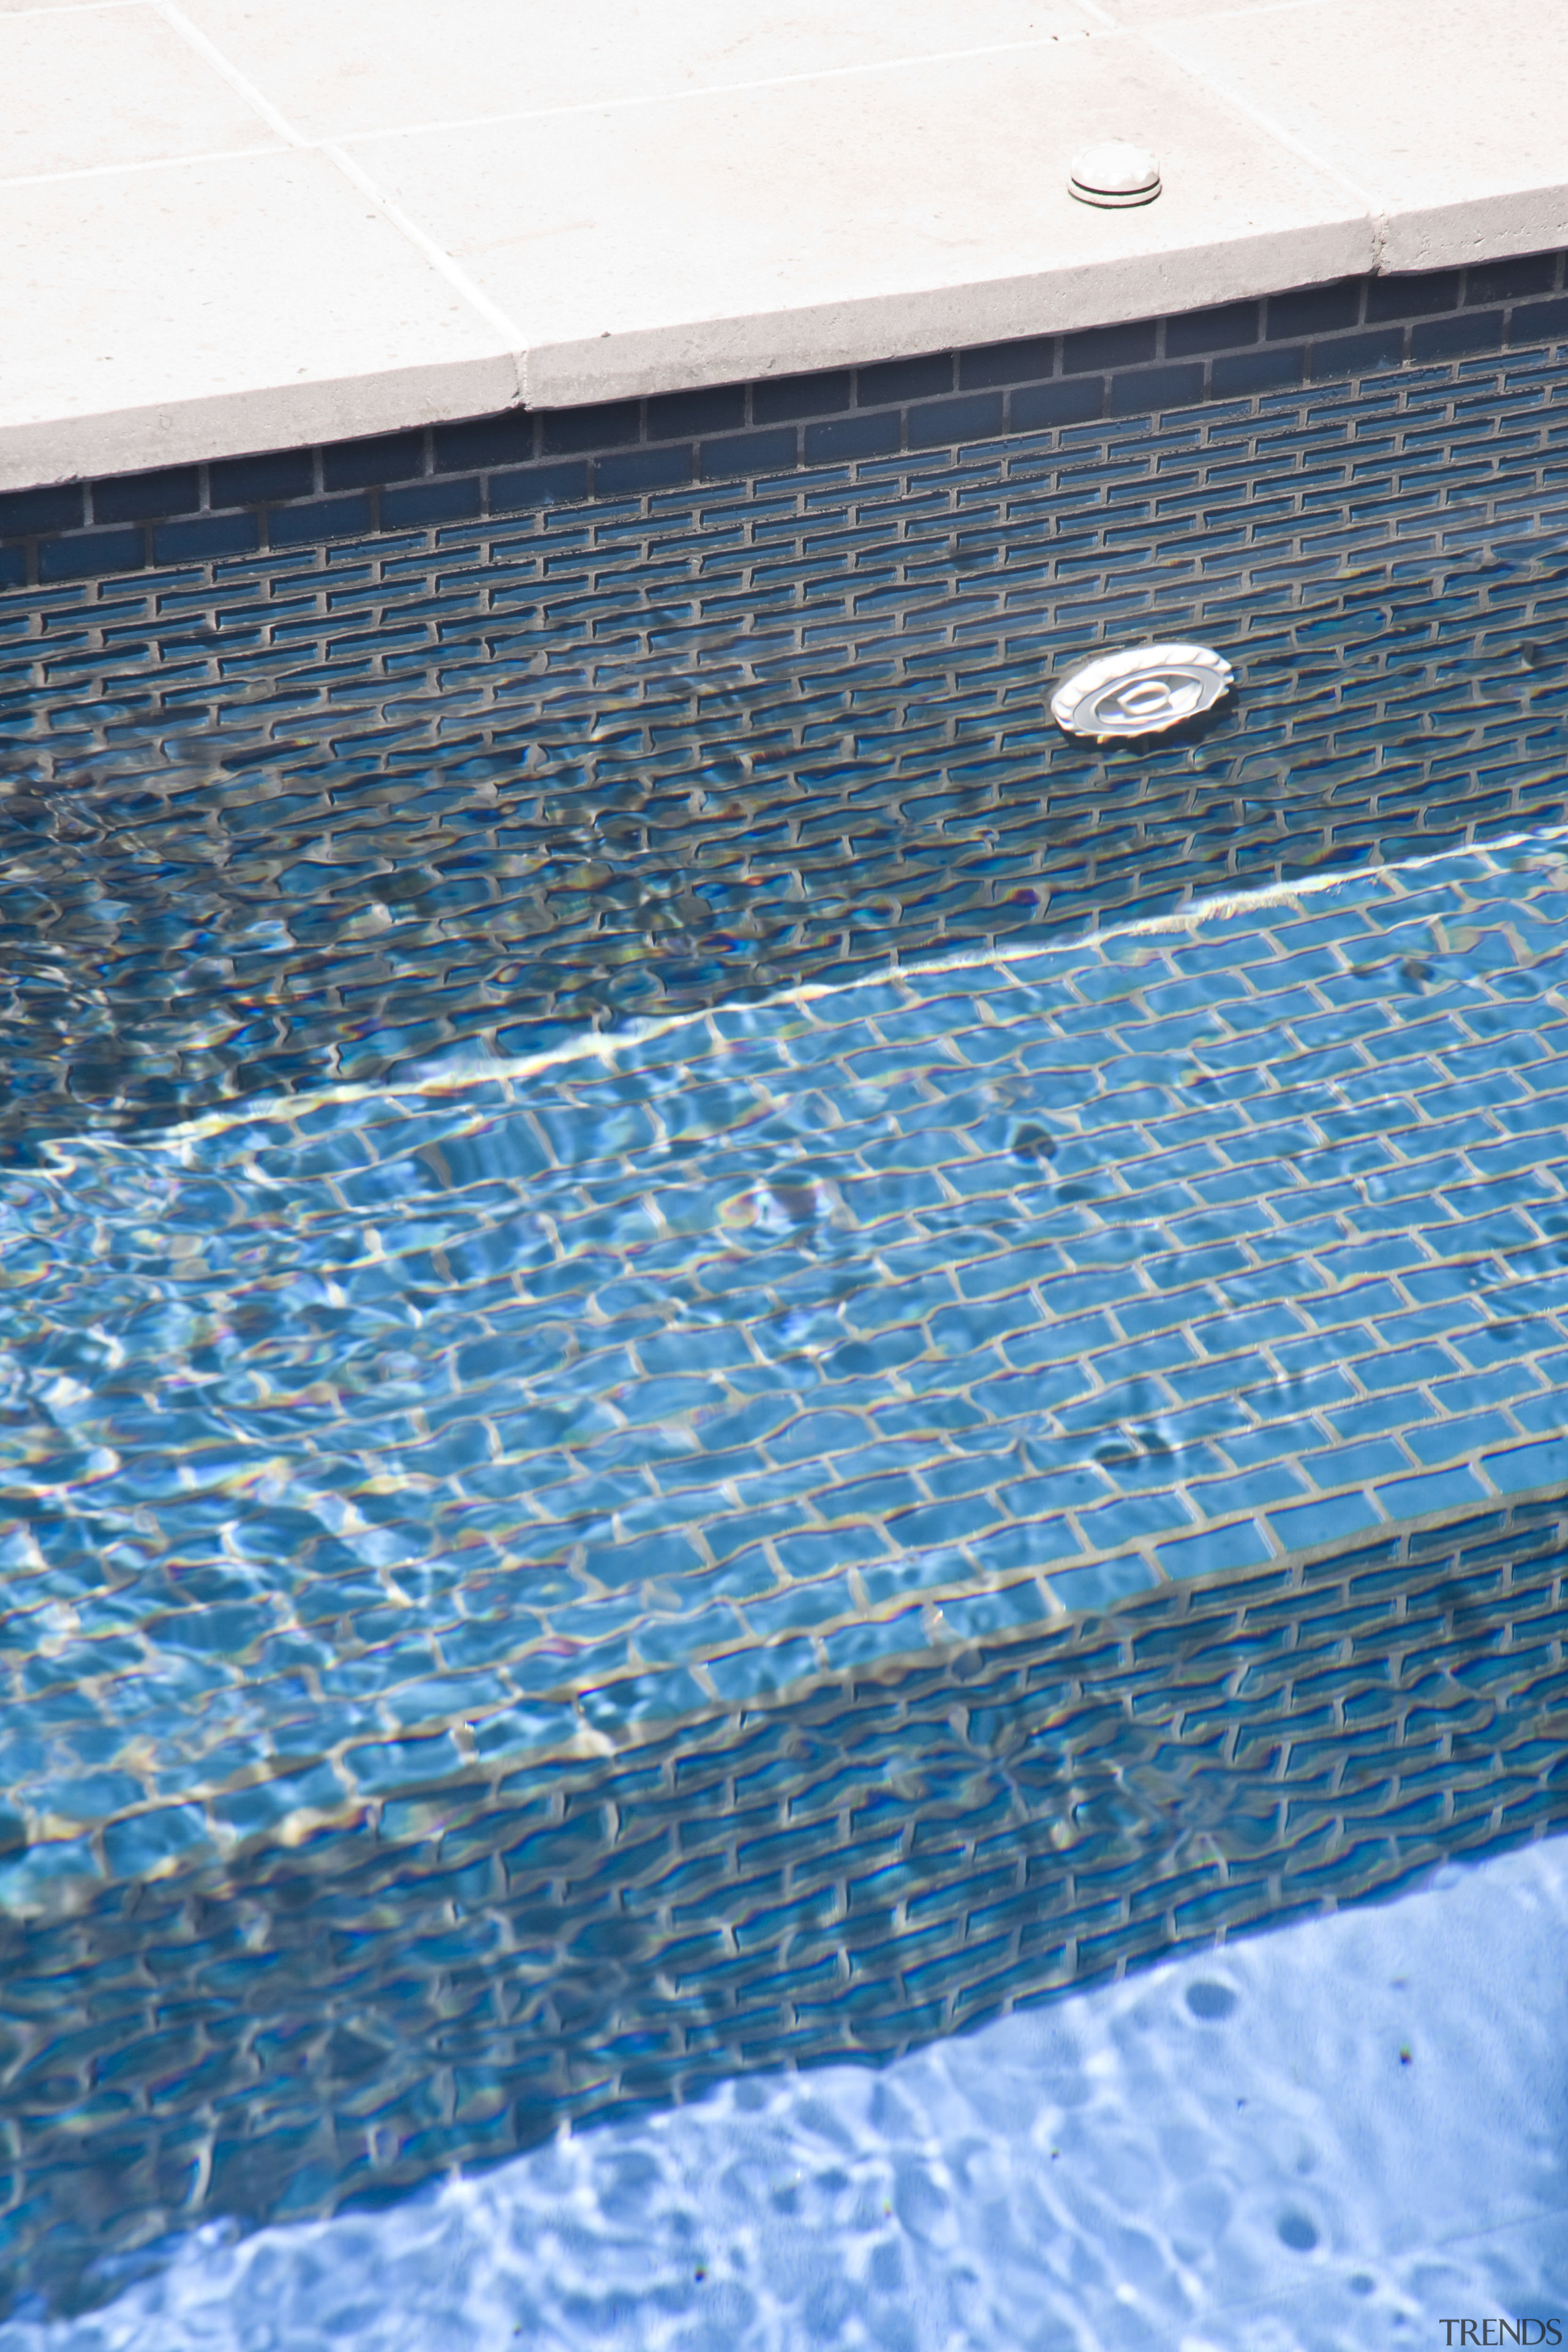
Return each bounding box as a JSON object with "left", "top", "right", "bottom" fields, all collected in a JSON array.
[{"left": 0, "top": 837, "right": 1565, "bottom": 1891}]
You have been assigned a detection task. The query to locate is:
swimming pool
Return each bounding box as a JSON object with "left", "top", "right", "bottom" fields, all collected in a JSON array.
[{"left": 0, "top": 263, "right": 1566, "bottom": 2335}]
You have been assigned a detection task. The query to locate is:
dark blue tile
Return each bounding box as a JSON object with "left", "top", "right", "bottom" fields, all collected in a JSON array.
[
  {"left": 1310, "top": 323, "right": 1408, "bottom": 377},
  {"left": 646, "top": 384, "right": 747, "bottom": 440},
  {"left": 1411, "top": 309, "right": 1506, "bottom": 360},
  {"left": 488, "top": 458, "right": 592, "bottom": 511},
  {"left": 0, "top": 481, "right": 86, "bottom": 534},
  {"left": 855, "top": 352, "right": 954, "bottom": 404},
  {"left": 1265, "top": 279, "right": 1365, "bottom": 341},
  {"left": 539, "top": 401, "right": 641, "bottom": 455},
  {"left": 906, "top": 391, "right": 1005, "bottom": 448},
  {"left": 380, "top": 477, "right": 484, "bottom": 527},
  {"left": 37, "top": 525, "right": 146, "bottom": 582},
  {"left": 1508, "top": 293, "right": 1568, "bottom": 344},
  {"left": 1009, "top": 377, "right": 1104, "bottom": 428},
  {"left": 1165, "top": 300, "right": 1261, "bottom": 357},
  {"left": 594, "top": 444, "right": 694, "bottom": 494},
  {"left": 266, "top": 492, "right": 372, "bottom": 548},
  {"left": 1109, "top": 361, "right": 1204, "bottom": 415},
  {"left": 1212, "top": 344, "right": 1306, "bottom": 396},
  {"left": 752, "top": 371, "right": 851, "bottom": 424},
  {"left": 431, "top": 410, "right": 536, "bottom": 471},
  {"left": 1365, "top": 268, "right": 1461, "bottom": 321},
  {"left": 322, "top": 431, "right": 426, "bottom": 491},
  {"left": 1062, "top": 320, "right": 1156, "bottom": 374},
  {"left": 958, "top": 335, "right": 1057, "bottom": 390},
  {"left": 93, "top": 466, "right": 203, "bottom": 524},
  {"left": 208, "top": 447, "right": 317, "bottom": 506},
  {"left": 804, "top": 412, "right": 902, "bottom": 464},
  {"left": 151, "top": 511, "right": 261, "bottom": 564},
  {"left": 1466, "top": 251, "right": 1561, "bottom": 305},
  {"left": 696, "top": 426, "right": 801, "bottom": 478}
]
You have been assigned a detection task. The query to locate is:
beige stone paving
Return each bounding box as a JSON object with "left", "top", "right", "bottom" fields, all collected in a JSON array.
[{"left": 0, "top": 0, "right": 1562, "bottom": 485}]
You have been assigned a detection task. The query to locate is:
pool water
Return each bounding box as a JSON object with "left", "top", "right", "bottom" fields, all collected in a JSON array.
[
  {"left": 1, "top": 834, "right": 1566, "bottom": 1872},
  {"left": 2, "top": 385, "right": 1566, "bottom": 1159},
  {"left": 1, "top": 361, "right": 1567, "bottom": 2332},
  {"left": 0, "top": 834, "right": 1563, "bottom": 2328},
  {"left": 5, "top": 1833, "right": 1567, "bottom": 2350}
]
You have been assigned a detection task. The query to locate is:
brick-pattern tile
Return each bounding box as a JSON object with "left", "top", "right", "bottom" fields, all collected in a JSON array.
[
  {"left": 1, "top": 246, "right": 1566, "bottom": 2315},
  {"left": 2, "top": 251, "right": 1564, "bottom": 586},
  {"left": 1, "top": 1491, "right": 1562, "bottom": 2308}
]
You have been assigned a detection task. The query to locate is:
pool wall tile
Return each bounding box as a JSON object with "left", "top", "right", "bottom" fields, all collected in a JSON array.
[
  {"left": 1, "top": 1480, "right": 1563, "bottom": 2315},
  {"left": 2, "top": 221, "right": 1568, "bottom": 2327},
  {"left": 3, "top": 249, "right": 1566, "bottom": 588}
]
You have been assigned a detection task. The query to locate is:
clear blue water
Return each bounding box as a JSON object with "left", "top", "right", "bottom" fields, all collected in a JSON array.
[
  {"left": 0, "top": 834, "right": 1562, "bottom": 2331},
  {"left": 2, "top": 418, "right": 1566, "bottom": 1160},
  {"left": 3, "top": 377, "right": 1568, "bottom": 2329},
  {"left": 5, "top": 1833, "right": 1566, "bottom": 2350},
  {"left": 1, "top": 837, "right": 1566, "bottom": 1894}
]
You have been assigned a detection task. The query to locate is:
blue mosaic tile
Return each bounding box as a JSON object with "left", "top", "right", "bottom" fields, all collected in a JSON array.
[
  {"left": 2, "top": 287, "right": 1568, "bottom": 2310},
  {"left": 0, "top": 840, "right": 1559, "bottom": 1872}
]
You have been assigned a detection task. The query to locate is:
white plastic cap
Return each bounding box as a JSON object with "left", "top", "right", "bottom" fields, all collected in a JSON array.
[{"left": 1069, "top": 141, "right": 1161, "bottom": 208}]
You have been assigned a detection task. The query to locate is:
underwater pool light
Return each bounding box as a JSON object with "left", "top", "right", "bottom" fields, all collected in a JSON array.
[{"left": 1050, "top": 643, "right": 1233, "bottom": 741}]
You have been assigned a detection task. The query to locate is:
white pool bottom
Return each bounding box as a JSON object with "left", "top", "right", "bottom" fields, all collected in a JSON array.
[{"left": 7, "top": 1835, "right": 1567, "bottom": 2351}]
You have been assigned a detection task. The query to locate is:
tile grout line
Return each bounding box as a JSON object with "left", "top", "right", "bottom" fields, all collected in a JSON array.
[
  {"left": 149, "top": 0, "right": 530, "bottom": 386},
  {"left": 0, "top": 141, "right": 285, "bottom": 192},
  {"left": 320, "top": 140, "right": 531, "bottom": 372},
  {"left": 1137, "top": 20, "right": 1389, "bottom": 235},
  {"left": 322, "top": 32, "right": 1122, "bottom": 149},
  {"left": 149, "top": 0, "right": 309, "bottom": 148}
]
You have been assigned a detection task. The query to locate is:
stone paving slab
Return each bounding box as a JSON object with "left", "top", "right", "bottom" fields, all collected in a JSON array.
[
  {"left": 1, "top": 836, "right": 1566, "bottom": 1902},
  {"left": 2, "top": 0, "right": 1564, "bottom": 485}
]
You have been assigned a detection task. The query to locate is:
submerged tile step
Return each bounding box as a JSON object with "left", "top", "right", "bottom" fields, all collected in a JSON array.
[
  {"left": 1, "top": 834, "right": 1565, "bottom": 1896},
  {"left": 0, "top": 1477, "right": 1562, "bottom": 2316}
]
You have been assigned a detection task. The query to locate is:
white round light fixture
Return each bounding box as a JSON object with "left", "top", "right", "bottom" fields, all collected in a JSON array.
[
  {"left": 1050, "top": 644, "right": 1233, "bottom": 741},
  {"left": 1068, "top": 141, "right": 1161, "bottom": 208}
]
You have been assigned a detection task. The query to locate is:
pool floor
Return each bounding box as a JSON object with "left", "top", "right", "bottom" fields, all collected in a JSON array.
[{"left": 5, "top": 1831, "right": 1567, "bottom": 2350}]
